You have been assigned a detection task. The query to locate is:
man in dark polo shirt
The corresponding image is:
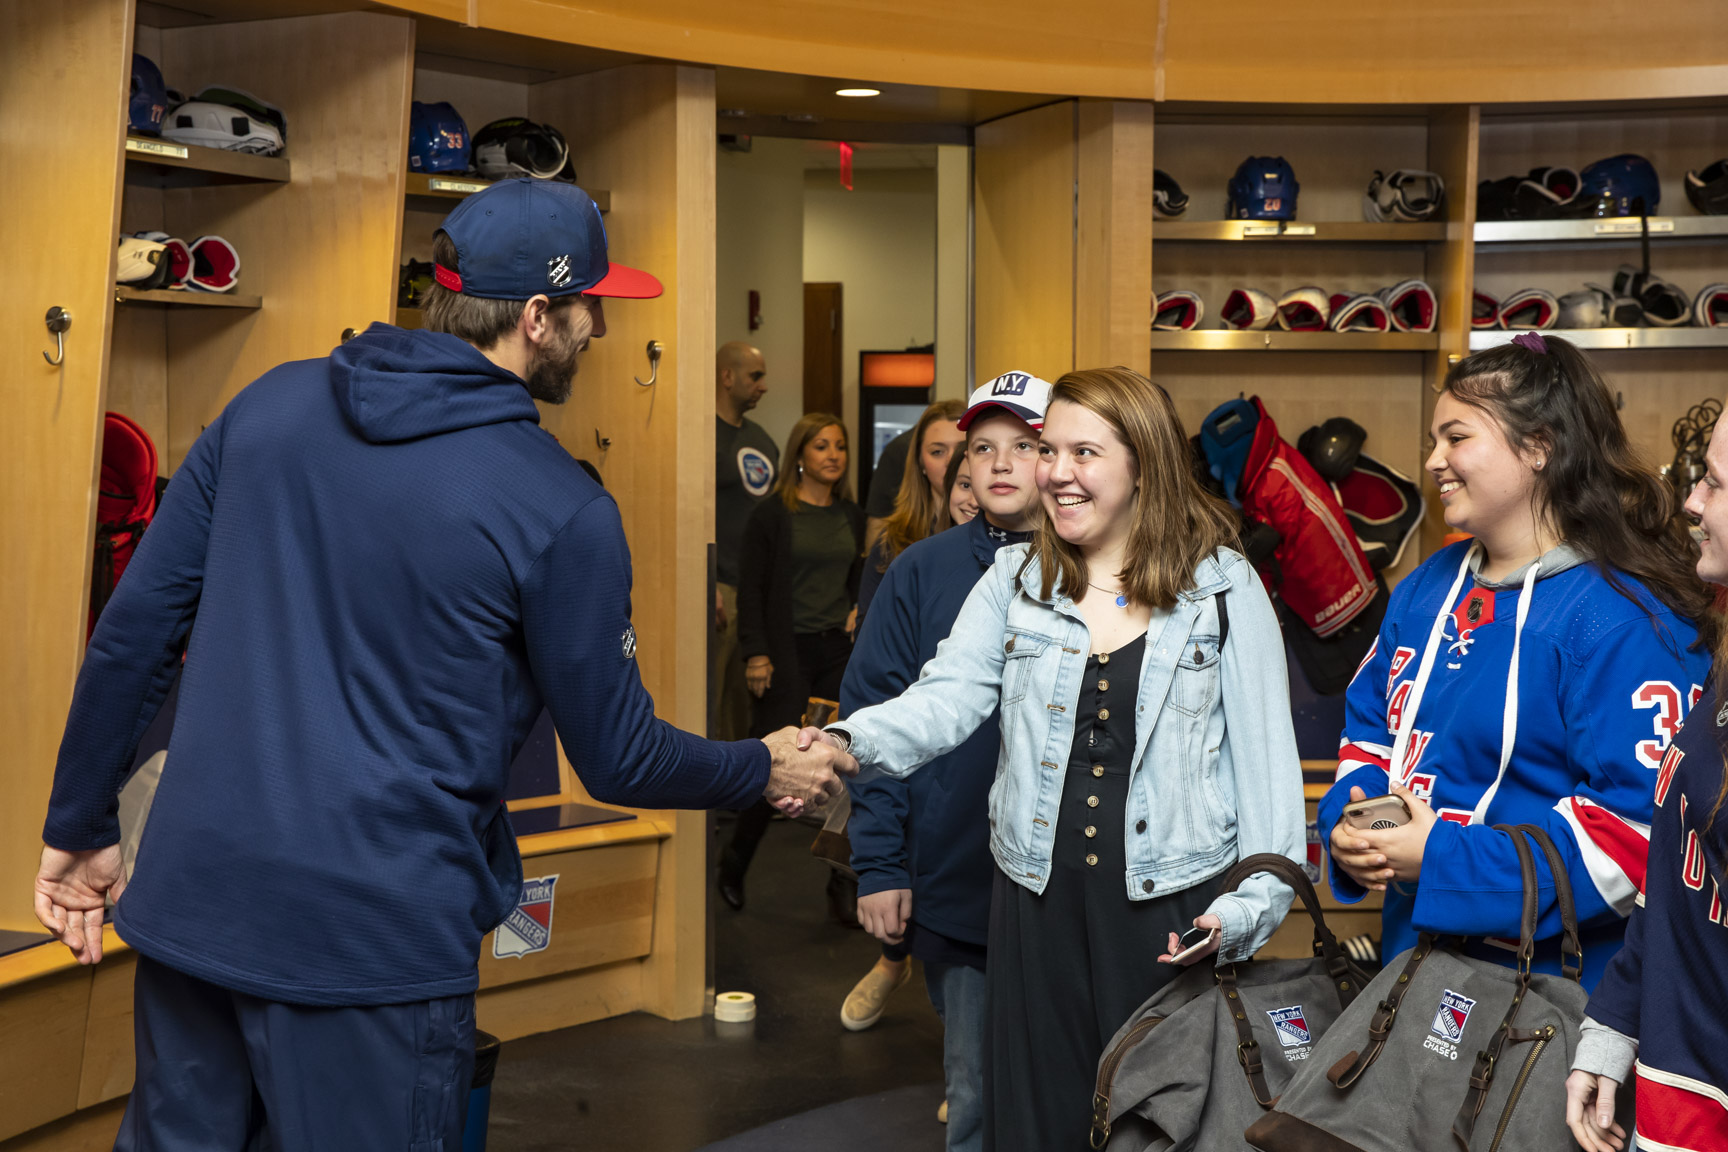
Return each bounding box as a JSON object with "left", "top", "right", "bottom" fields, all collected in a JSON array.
[{"left": 713, "top": 340, "right": 778, "bottom": 741}]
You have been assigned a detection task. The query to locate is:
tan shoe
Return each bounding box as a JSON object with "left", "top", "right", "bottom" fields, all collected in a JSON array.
[
  {"left": 937, "top": 1100, "right": 949, "bottom": 1124},
  {"left": 840, "top": 955, "right": 911, "bottom": 1031}
]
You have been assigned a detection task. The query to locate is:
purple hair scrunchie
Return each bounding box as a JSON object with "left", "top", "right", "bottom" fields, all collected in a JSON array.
[{"left": 1510, "top": 331, "right": 1549, "bottom": 354}]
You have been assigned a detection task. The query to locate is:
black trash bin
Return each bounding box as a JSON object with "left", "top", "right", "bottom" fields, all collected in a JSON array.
[{"left": 462, "top": 1030, "right": 501, "bottom": 1152}]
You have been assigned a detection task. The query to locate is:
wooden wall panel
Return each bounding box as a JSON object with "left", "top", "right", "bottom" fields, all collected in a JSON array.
[
  {"left": 156, "top": 11, "right": 415, "bottom": 471},
  {"left": 0, "top": 1099, "right": 124, "bottom": 1152},
  {"left": 0, "top": 0, "right": 131, "bottom": 932},
  {"left": 1075, "top": 100, "right": 1154, "bottom": 372},
  {"left": 1422, "top": 106, "right": 1479, "bottom": 557},
  {"left": 529, "top": 64, "right": 716, "bottom": 1021},
  {"left": 75, "top": 954, "right": 137, "bottom": 1110},
  {"left": 0, "top": 970, "right": 92, "bottom": 1143},
  {"left": 476, "top": 957, "right": 643, "bottom": 1042},
  {"left": 975, "top": 102, "right": 1076, "bottom": 384}
]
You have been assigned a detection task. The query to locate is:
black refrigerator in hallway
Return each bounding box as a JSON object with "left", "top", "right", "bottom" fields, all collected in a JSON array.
[{"left": 856, "top": 348, "right": 935, "bottom": 502}]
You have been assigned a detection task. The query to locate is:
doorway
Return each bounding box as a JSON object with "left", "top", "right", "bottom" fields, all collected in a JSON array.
[{"left": 802, "top": 282, "right": 843, "bottom": 417}]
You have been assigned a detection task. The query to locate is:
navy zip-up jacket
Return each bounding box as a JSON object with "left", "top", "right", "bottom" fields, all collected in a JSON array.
[
  {"left": 44, "top": 324, "right": 769, "bottom": 1005},
  {"left": 842, "top": 514, "right": 1026, "bottom": 946}
]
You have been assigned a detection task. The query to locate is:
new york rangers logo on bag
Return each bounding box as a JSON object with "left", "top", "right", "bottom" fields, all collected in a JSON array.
[
  {"left": 493, "top": 874, "right": 559, "bottom": 958},
  {"left": 1431, "top": 989, "right": 1475, "bottom": 1043},
  {"left": 1267, "top": 1005, "right": 1312, "bottom": 1048}
]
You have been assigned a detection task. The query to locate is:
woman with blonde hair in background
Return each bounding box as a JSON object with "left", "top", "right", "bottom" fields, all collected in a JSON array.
[
  {"left": 855, "top": 399, "right": 966, "bottom": 632},
  {"left": 719, "top": 413, "right": 865, "bottom": 915},
  {"left": 810, "top": 368, "right": 1303, "bottom": 1148}
]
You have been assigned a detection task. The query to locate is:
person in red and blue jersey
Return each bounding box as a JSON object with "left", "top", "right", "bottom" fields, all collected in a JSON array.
[
  {"left": 1323, "top": 333, "right": 1714, "bottom": 990},
  {"left": 1565, "top": 395, "right": 1728, "bottom": 1152}
]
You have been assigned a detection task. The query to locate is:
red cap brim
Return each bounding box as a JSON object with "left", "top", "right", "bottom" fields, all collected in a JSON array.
[{"left": 584, "top": 262, "right": 663, "bottom": 299}]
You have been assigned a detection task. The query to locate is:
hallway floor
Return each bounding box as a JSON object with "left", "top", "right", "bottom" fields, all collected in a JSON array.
[{"left": 487, "top": 816, "right": 948, "bottom": 1151}]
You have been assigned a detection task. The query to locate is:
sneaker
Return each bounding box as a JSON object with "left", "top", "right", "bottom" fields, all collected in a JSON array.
[
  {"left": 937, "top": 1100, "right": 949, "bottom": 1124},
  {"left": 839, "top": 955, "right": 911, "bottom": 1031}
]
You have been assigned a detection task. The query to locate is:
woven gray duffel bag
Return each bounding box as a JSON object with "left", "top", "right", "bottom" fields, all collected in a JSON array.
[
  {"left": 1090, "top": 853, "right": 1369, "bottom": 1151},
  {"left": 1245, "top": 824, "right": 1587, "bottom": 1152}
]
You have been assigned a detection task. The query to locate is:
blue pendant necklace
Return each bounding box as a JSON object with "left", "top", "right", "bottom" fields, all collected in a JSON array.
[{"left": 1088, "top": 581, "right": 1130, "bottom": 608}]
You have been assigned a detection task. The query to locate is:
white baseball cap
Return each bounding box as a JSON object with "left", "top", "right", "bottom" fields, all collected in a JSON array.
[{"left": 958, "top": 370, "right": 1053, "bottom": 432}]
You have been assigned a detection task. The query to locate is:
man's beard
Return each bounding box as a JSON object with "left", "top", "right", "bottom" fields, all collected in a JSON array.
[{"left": 523, "top": 313, "right": 585, "bottom": 404}]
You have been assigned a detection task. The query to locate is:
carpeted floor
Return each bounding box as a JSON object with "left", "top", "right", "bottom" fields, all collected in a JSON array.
[{"left": 484, "top": 815, "right": 950, "bottom": 1151}]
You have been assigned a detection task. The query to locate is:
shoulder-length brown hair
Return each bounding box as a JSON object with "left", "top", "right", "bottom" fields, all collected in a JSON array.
[
  {"left": 1028, "top": 367, "right": 1238, "bottom": 609},
  {"left": 774, "top": 412, "right": 854, "bottom": 511},
  {"left": 876, "top": 399, "right": 967, "bottom": 570}
]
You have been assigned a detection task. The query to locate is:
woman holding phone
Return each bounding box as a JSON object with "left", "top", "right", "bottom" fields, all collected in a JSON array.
[
  {"left": 813, "top": 367, "right": 1304, "bottom": 1149},
  {"left": 1324, "top": 333, "right": 1713, "bottom": 988}
]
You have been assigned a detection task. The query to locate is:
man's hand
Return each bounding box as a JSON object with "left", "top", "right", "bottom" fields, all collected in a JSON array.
[
  {"left": 745, "top": 656, "right": 773, "bottom": 698},
  {"left": 858, "top": 889, "right": 911, "bottom": 945},
  {"left": 761, "top": 726, "right": 858, "bottom": 818},
  {"left": 35, "top": 844, "right": 126, "bottom": 965},
  {"left": 1565, "top": 1070, "right": 1626, "bottom": 1152}
]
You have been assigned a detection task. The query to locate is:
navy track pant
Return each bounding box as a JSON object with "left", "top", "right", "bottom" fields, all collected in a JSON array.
[{"left": 117, "top": 953, "right": 476, "bottom": 1152}]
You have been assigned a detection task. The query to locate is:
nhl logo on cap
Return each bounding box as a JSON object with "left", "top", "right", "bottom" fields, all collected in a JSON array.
[{"left": 548, "top": 253, "right": 573, "bottom": 288}]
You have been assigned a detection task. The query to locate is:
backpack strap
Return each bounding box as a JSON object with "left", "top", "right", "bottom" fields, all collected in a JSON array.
[
  {"left": 1215, "top": 590, "right": 1229, "bottom": 647},
  {"left": 1451, "top": 826, "right": 1542, "bottom": 1148},
  {"left": 1326, "top": 934, "right": 1436, "bottom": 1089},
  {"left": 1515, "top": 823, "right": 1585, "bottom": 981}
]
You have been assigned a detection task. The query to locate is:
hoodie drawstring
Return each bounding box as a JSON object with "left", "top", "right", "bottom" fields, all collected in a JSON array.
[{"left": 1387, "top": 543, "right": 1541, "bottom": 827}]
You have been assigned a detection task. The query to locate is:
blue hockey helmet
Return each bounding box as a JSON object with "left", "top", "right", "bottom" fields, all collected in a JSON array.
[
  {"left": 130, "top": 54, "right": 168, "bottom": 135},
  {"left": 1227, "top": 156, "right": 1299, "bottom": 220},
  {"left": 409, "top": 101, "right": 471, "bottom": 174},
  {"left": 1578, "top": 153, "right": 1661, "bottom": 217}
]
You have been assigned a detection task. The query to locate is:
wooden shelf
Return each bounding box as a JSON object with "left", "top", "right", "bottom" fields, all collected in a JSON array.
[
  {"left": 405, "top": 172, "right": 609, "bottom": 212},
  {"left": 1150, "top": 329, "right": 1440, "bottom": 352},
  {"left": 1473, "top": 216, "right": 1728, "bottom": 244},
  {"left": 123, "top": 135, "right": 290, "bottom": 186},
  {"left": 1470, "top": 327, "right": 1728, "bottom": 351},
  {"left": 1154, "top": 219, "right": 1446, "bottom": 243},
  {"left": 116, "top": 286, "right": 262, "bottom": 309}
]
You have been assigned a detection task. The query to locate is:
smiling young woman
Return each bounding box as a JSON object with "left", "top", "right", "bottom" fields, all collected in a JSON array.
[
  {"left": 818, "top": 367, "right": 1304, "bottom": 1149},
  {"left": 1325, "top": 333, "right": 1715, "bottom": 996}
]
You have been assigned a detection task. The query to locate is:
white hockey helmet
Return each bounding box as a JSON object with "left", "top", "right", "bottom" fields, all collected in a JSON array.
[{"left": 162, "top": 100, "right": 284, "bottom": 155}]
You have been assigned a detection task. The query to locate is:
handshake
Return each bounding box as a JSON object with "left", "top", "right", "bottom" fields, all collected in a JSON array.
[{"left": 761, "top": 726, "right": 858, "bottom": 818}]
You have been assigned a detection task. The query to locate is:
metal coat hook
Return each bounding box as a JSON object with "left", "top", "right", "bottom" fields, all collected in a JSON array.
[
  {"left": 42, "top": 306, "right": 71, "bottom": 366},
  {"left": 635, "top": 340, "right": 664, "bottom": 387},
  {"left": 595, "top": 429, "right": 611, "bottom": 451}
]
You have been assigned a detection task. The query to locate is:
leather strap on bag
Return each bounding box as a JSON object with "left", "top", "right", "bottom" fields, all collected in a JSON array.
[
  {"left": 1451, "top": 826, "right": 1542, "bottom": 1148},
  {"left": 1514, "top": 823, "right": 1585, "bottom": 981},
  {"left": 1326, "top": 933, "right": 1435, "bottom": 1089},
  {"left": 1217, "top": 964, "right": 1276, "bottom": 1109},
  {"left": 1216, "top": 853, "right": 1361, "bottom": 1007}
]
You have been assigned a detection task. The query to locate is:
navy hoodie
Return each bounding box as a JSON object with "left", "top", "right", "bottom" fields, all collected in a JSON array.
[
  {"left": 45, "top": 324, "right": 769, "bottom": 1005},
  {"left": 843, "top": 513, "right": 1029, "bottom": 948}
]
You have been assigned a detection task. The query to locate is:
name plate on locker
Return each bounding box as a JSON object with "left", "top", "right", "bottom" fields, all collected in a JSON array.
[
  {"left": 127, "top": 137, "right": 189, "bottom": 159},
  {"left": 1594, "top": 218, "right": 1673, "bottom": 234},
  {"left": 1282, "top": 223, "right": 1317, "bottom": 236},
  {"left": 429, "top": 177, "right": 489, "bottom": 194},
  {"left": 1242, "top": 222, "right": 1282, "bottom": 238}
]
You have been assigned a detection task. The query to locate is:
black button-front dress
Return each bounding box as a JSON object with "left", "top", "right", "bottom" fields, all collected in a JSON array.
[{"left": 983, "top": 633, "right": 1216, "bottom": 1151}]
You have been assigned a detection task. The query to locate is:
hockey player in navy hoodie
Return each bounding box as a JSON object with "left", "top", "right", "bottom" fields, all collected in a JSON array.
[
  {"left": 1565, "top": 397, "right": 1728, "bottom": 1152},
  {"left": 1323, "top": 334, "right": 1714, "bottom": 991},
  {"left": 31, "top": 179, "right": 856, "bottom": 1151}
]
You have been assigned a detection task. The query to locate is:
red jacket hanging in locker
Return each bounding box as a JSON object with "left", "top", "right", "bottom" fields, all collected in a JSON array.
[{"left": 1239, "top": 397, "right": 1377, "bottom": 638}]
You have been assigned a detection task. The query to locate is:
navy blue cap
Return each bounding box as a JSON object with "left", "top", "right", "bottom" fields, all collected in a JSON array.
[{"left": 434, "top": 178, "right": 662, "bottom": 301}]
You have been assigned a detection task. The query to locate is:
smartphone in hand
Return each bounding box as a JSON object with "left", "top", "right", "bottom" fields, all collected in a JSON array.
[
  {"left": 1343, "top": 794, "right": 1413, "bottom": 831},
  {"left": 1163, "top": 925, "right": 1220, "bottom": 965}
]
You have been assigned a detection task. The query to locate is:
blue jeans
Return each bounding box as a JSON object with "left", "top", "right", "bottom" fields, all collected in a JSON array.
[{"left": 925, "top": 960, "right": 986, "bottom": 1152}]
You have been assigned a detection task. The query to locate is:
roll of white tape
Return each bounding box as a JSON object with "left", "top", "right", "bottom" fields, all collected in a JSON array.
[{"left": 714, "top": 991, "right": 757, "bottom": 1023}]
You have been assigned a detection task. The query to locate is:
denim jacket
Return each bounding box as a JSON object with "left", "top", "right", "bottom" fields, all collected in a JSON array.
[{"left": 833, "top": 543, "right": 1304, "bottom": 962}]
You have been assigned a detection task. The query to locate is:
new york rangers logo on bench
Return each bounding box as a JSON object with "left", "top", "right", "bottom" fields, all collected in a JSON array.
[
  {"left": 493, "top": 874, "right": 560, "bottom": 959},
  {"left": 1267, "top": 1005, "right": 1312, "bottom": 1048},
  {"left": 1431, "top": 989, "right": 1476, "bottom": 1043}
]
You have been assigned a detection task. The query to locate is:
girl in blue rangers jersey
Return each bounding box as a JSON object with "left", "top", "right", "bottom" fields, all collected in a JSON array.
[{"left": 1322, "top": 333, "right": 1715, "bottom": 989}]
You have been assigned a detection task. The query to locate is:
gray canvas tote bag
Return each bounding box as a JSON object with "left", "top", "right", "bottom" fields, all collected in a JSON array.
[
  {"left": 1090, "top": 853, "right": 1370, "bottom": 1151},
  {"left": 1245, "top": 824, "right": 1588, "bottom": 1152}
]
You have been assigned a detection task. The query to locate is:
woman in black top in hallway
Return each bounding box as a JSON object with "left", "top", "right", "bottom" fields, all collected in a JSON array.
[{"left": 721, "top": 412, "right": 866, "bottom": 912}]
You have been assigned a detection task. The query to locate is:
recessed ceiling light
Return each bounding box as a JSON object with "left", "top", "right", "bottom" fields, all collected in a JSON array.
[{"left": 835, "top": 88, "right": 880, "bottom": 98}]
